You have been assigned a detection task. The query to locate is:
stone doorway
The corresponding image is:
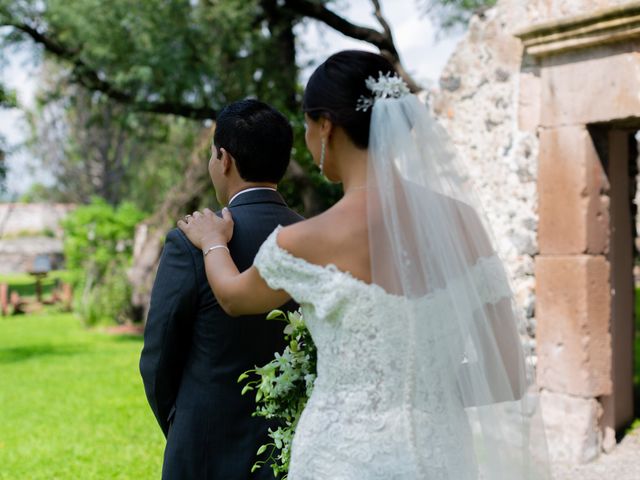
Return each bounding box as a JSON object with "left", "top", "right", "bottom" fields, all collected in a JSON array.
[
  {"left": 517, "top": 2, "right": 640, "bottom": 462},
  {"left": 590, "top": 125, "right": 639, "bottom": 444}
]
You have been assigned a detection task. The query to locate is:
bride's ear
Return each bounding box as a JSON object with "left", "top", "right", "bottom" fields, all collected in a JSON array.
[{"left": 319, "top": 116, "right": 333, "bottom": 139}]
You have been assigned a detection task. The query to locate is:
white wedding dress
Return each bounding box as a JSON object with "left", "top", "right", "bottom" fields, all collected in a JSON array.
[{"left": 254, "top": 226, "right": 514, "bottom": 480}]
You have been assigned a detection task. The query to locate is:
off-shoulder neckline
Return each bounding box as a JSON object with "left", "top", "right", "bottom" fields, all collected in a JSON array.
[
  {"left": 266, "top": 225, "right": 398, "bottom": 299},
  {"left": 263, "top": 225, "right": 508, "bottom": 304}
]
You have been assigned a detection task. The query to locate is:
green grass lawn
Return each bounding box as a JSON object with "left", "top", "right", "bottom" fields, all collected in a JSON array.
[
  {"left": 0, "top": 313, "right": 164, "bottom": 479},
  {"left": 0, "top": 278, "right": 638, "bottom": 478}
]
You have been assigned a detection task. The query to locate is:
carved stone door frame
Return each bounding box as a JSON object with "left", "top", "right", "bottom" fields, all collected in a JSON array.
[{"left": 517, "top": 2, "right": 640, "bottom": 462}]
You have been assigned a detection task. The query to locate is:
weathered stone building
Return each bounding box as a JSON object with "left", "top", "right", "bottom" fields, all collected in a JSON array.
[
  {"left": 434, "top": 0, "right": 640, "bottom": 465},
  {"left": 0, "top": 203, "right": 74, "bottom": 273}
]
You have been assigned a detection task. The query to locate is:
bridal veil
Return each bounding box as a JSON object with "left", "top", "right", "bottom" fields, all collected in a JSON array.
[{"left": 364, "top": 75, "right": 550, "bottom": 479}]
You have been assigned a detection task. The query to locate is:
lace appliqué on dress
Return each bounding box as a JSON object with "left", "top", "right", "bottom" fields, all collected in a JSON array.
[{"left": 253, "top": 226, "right": 513, "bottom": 480}]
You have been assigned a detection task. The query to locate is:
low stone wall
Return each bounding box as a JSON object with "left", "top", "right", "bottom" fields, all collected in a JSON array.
[
  {"left": 0, "top": 237, "right": 65, "bottom": 274},
  {"left": 0, "top": 203, "right": 75, "bottom": 237},
  {"left": 0, "top": 203, "right": 74, "bottom": 273}
]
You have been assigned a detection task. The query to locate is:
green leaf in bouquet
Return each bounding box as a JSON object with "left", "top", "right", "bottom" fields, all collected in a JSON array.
[
  {"left": 241, "top": 384, "right": 254, "bottom": 395},
  {"left": 266, "top": 309, "right": 285, "bottom": 320}
]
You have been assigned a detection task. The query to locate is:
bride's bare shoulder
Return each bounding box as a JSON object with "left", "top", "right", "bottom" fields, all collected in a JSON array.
[{"left": 276, "top": 210, "right": 337, "bottom": 263}]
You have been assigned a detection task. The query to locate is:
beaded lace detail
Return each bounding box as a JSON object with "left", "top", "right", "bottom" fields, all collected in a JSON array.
[
  {"left": 253, "top": 226, "right": 511, "bottom": 479},
  {"left": 355, "top": 71, "right": 411, "bottom": 112}
]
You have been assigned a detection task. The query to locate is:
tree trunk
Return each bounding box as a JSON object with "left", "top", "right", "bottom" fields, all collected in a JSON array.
[
  {"left": 128, "top": 125, "right": 214, "bottom": 320},
  {"left": 262, "top": 0, "right": 325, "bottom": 215}
]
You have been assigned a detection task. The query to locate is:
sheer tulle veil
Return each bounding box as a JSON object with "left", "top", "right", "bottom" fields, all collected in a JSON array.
[{"left": 365, "top": 80, "right": 550, "bottom": 478}]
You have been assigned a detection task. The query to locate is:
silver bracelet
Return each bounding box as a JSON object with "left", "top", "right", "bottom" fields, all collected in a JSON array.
[{"left": 203, "top": 245, "right": 230, "bottom": 257}]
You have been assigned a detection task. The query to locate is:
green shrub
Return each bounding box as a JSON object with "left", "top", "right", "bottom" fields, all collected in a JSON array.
[{"left": 61, "top": 198, "right": 145, "bottom": 325}]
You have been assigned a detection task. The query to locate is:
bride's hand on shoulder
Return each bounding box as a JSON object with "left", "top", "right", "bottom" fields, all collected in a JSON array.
[{"left": 177, "top": 207, "right": 234, "bottom": 249}]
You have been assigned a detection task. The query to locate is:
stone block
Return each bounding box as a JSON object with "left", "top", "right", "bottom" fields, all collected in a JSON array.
[
  {"left": 589, "top": 194, "right": 610, "bottom": 256},
  {"left": 536, "top": 255, "right": 612, "bottom": 397},
  {"left": 538, "top": 126, "right": 609, "bottom": 255},
  {"left": 540, "top": 389, "right": 603, "bottom": 463},
  {"left": 540, "top": 47, "right": 640, "bottom": 127}
]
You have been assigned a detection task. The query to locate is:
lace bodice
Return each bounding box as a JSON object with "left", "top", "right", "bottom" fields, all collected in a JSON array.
[{"left": 253, "top": 226, "right": 512, "bottom": 480}]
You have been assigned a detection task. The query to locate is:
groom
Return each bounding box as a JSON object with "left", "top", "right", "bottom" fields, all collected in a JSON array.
[{"left": 140, "top": 99, "right": 303, "bottom": 479}]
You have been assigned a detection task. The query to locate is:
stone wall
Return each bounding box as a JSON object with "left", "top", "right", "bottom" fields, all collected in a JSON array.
[
  {"left": 432, "top": 2, "right": 539, "bottom": 360},
  {"left": 516, "top": 0, "right": 638, "bottom": 25},
  {"left": 432, "top": 0, "right": 640, "bottom": 464},
  {"left": 0, "top": 203, "right": 74, "bottom": 273},
  {"left": 0, "top": 203, "right": 75, "bottom": 237},
  {"left": 0, "top": 238, "right": 65, "bottom": 273},
  {"left": 432, "top": 0, "right": 640, "bottom": 341}
]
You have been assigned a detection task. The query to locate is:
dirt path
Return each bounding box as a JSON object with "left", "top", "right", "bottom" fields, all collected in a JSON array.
[{"left": 552, "top": 429, "right": 640, "bottom": 480}]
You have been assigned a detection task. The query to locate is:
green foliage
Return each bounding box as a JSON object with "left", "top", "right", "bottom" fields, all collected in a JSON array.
[
  {"left": 18, "top": 182, "right": 67, "bottom": 203},
  {"left": 3, "top": 0, "right": 319, "bottom": 212},
  {"left": 1, "top": 0, "right": 297, "bottom": 113},
  {"left": 0, "top": 227, "right": 56, "bottom": 239},
  {"left": 421, "top": 0, "right": 497, "bottom": 30},
  {"left": 240, "top": 309, "right": 316, "bottom": 477},
  {"left": 0, "top": 84, "right": 16, "bottom": 108},
  {"left": 0, "top": 83, "right": 9, "bottom": 192},
  {"left": 626, "top": 418, "right": 640, "bottom": 435},
  {"left": 26, "top": 77, "right": 203, "bottom": 210},
  {"left": 0, "top": 312, "right": 164, "bottom": 478},
  {"left": 61, "top": 198, "right": 145, "bottom": 325},
  {"left": 123, "top": 116, "right": 203, "bottom": 213},
  {"left": 281, "top": 113, "right": 343, "bottom": 214}
]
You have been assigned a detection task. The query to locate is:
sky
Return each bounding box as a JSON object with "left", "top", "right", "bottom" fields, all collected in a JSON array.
[
  {"left": 0, "top": 0, "right": 464, "bottom": 199},
  {"left": 0, "top": 37, "right": 43, "bottom": 199}
]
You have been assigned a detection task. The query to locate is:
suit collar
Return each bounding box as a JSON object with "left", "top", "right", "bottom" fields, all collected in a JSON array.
[
  {"left": 228, "top": 188, "right": 287, "bottom": 208},
  {"left": 228, "top": 187, "right": 277, "bottom": 205}
]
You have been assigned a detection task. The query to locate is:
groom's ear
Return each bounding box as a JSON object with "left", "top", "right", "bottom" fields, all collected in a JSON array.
[{"left": 219, "top": 148, "right": 234, "bottom": 175}]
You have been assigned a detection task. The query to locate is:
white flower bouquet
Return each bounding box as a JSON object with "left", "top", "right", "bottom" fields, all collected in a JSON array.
[{"left": 238, "top": 309, "right": 317, "bottom": 478}]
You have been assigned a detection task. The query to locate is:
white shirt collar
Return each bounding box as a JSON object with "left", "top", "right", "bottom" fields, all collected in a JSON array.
[{"left": 228, "top": 187, "right": 278, "bottom": 206}]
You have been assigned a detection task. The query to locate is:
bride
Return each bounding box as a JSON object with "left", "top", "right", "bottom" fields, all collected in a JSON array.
[{"left": 178, "top": 50, "right": 549, "bottom": 479}]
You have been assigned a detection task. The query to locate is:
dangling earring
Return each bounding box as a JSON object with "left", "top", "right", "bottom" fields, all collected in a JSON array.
[{"left": 320, "top": 138, "right": 326, "bottom": 174}]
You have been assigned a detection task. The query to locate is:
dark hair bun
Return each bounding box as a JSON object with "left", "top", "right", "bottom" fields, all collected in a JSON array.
[{"left": 303, "top": 50, "right": 397, "bottom": 149}]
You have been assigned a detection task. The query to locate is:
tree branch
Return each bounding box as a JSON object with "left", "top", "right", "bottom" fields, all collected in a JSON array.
[
  {"left": 369, "top": 0, "right": 422, "bottom": 93},
  {"left": 285, "top": 0, "right": 394, "bottom": 51},
  {"left": 284, "top": 0, "right": 422, "bottom": 92},
  {"left": 3, "top": 2, "right": 424, "bottom": 116},
  {"left": 371, "top": 0, "right": 392, "bottom": 39},
  {"left": 4, "top": 21, "right": 218, "bottom": 119}
]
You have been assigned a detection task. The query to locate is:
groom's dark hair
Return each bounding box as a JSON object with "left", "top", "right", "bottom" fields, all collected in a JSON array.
[{"left": 214, "top": 99, "right": 293, "bottom": 183}]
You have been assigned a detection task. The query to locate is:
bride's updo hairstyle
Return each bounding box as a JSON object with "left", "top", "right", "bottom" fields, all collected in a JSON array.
[{"left": 303, "top": 50, "right": 397, "bottom": 149}]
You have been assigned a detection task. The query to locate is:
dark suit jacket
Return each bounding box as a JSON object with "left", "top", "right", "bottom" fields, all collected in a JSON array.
[{"left": 140, "top": 189, "right": 303, "bottom": 480}]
